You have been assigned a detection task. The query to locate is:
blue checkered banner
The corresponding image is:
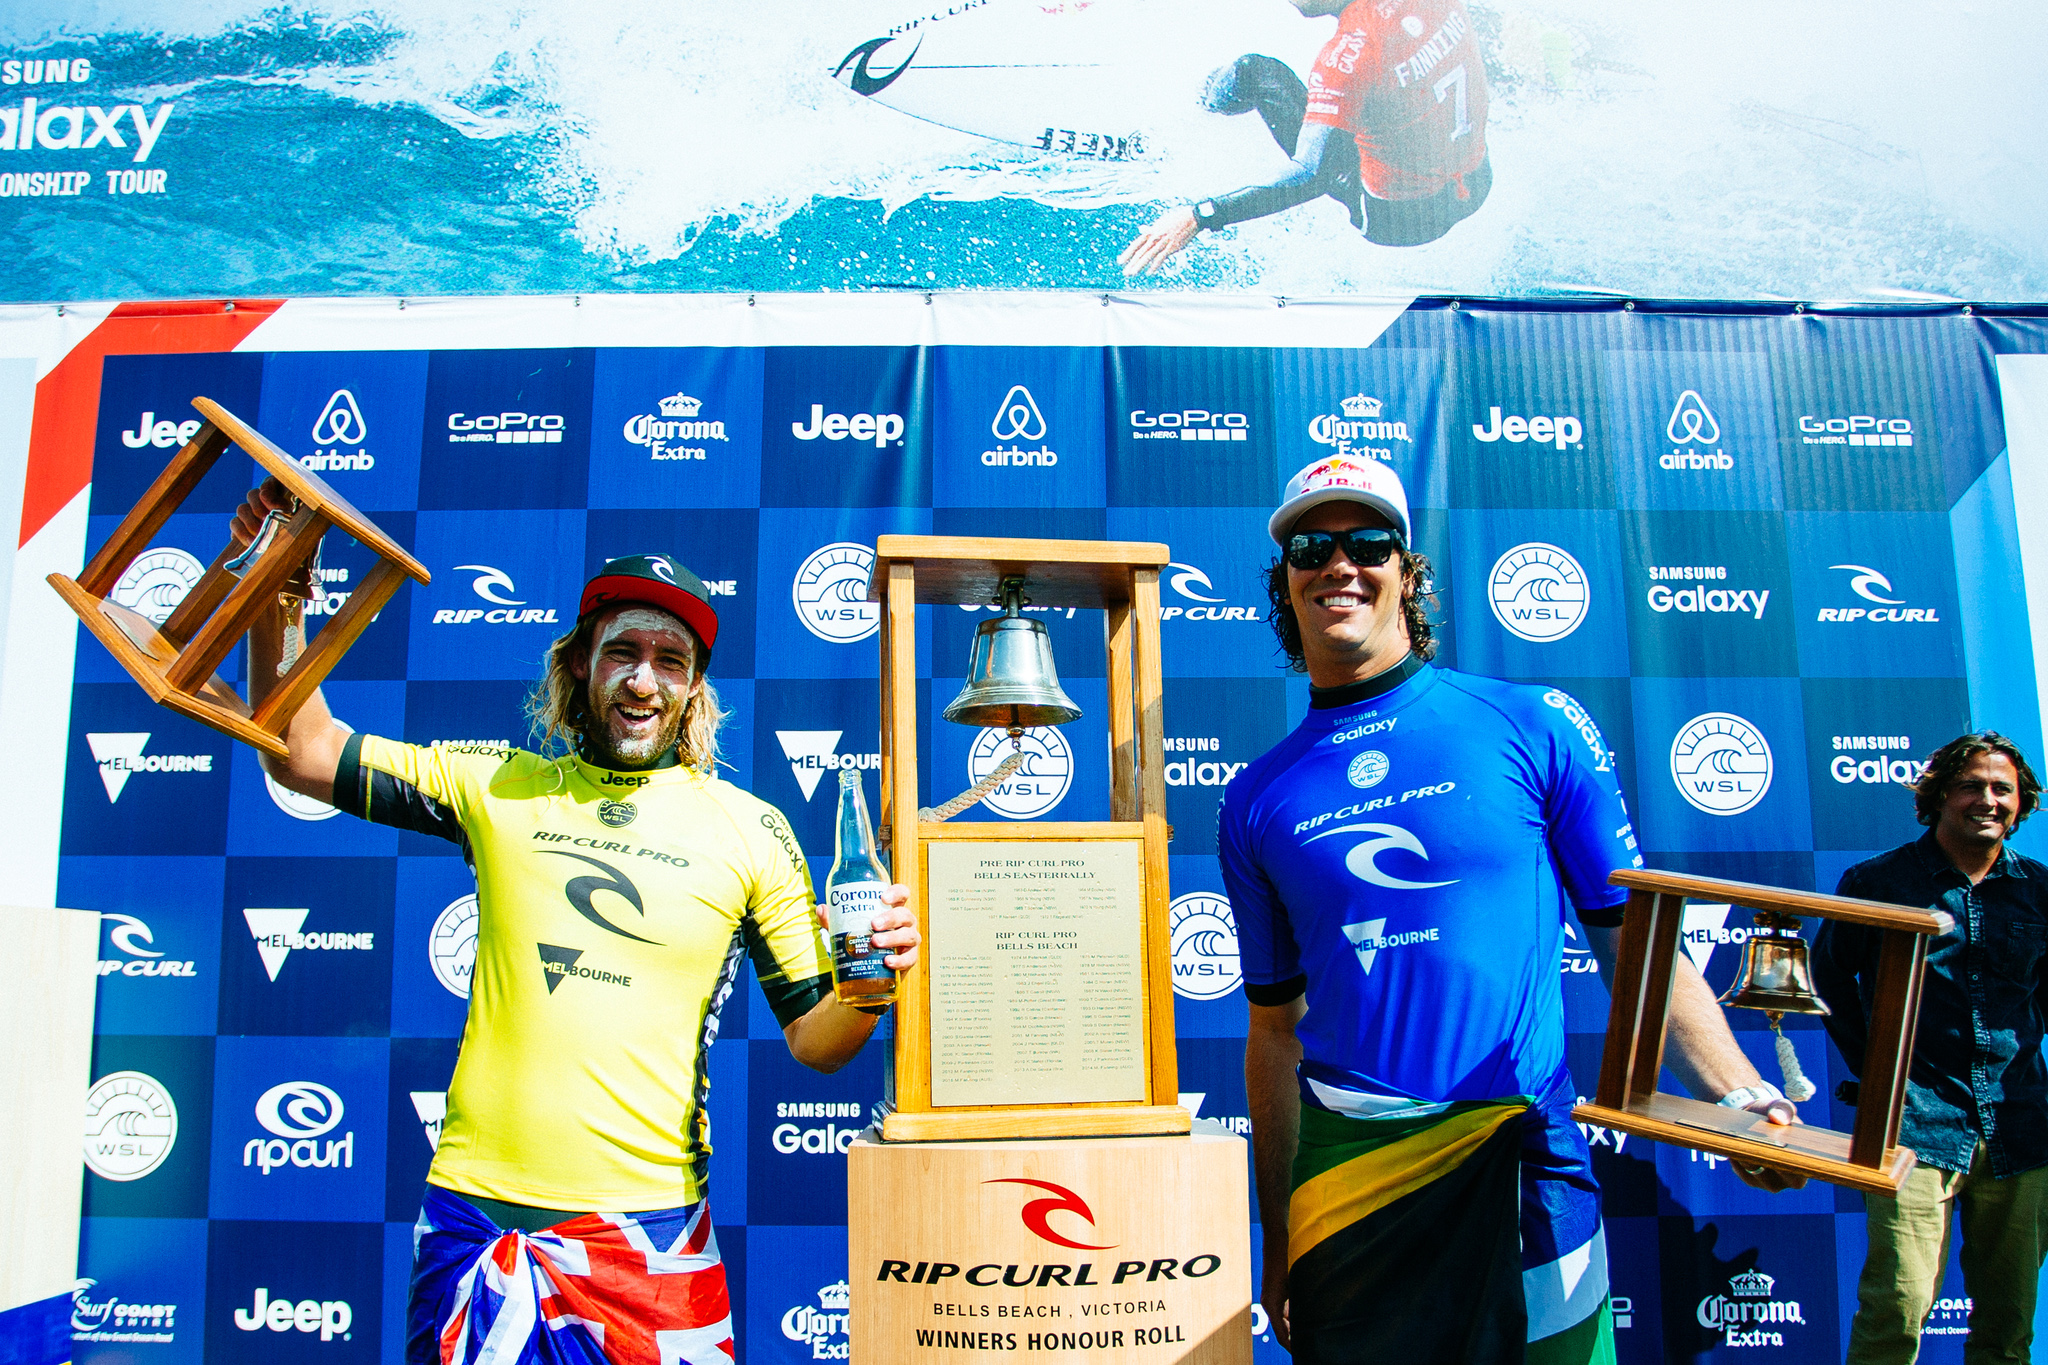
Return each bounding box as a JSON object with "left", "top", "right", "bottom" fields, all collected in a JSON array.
[{"left": 9, "top": 295, "right": 2048, "bottom": 1364}]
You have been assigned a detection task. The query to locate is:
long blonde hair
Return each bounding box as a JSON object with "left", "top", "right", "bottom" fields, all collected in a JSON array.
[{"left": 525, "top": 614, "right": 725, "bottom": 771}]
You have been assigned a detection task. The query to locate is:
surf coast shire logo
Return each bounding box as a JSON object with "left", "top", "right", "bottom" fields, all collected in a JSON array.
[
  {"left": 1309, "top": 393, "right": 1413, "bottom": 460},
  {"left": 1488, "top": 543, "right": 1588, "bottom": 642},
  {"left": 625, "top": 391, "right": 728, "bottom": 461},
  {"left": 71, "top": 1278, "right": 178, "bottom": 1344}
]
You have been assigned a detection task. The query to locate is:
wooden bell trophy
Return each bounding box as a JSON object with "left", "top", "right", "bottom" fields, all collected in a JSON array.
[
  {"left": 1574, "top": 867, "right": 1951, "bottom": 1193},
  {"left": 847, "top": 535, "right": 1251, "bottom": 1365}
]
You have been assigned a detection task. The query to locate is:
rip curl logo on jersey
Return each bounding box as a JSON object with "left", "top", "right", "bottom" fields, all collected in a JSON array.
[
  {"left": 1471, "top": 407, "right": 1582, "bottom": 450},
  {"left": 1346, "top": 750, "right": 1390, "bottom": 789},
  {"left": 1169, "top": 892, "right": 1241, "bottom": 1000},
  {"left": 86, "top": 732, "right": 214, "bottom": 802},
  {"left": 625, "top": 391, "right": 728, "bottom": 461},
  {"left": 71, "top": 1278, "right": 180, "bottom": 1343},
  {"left": 1831, "top": 735, "right": 1927, "bottom": 786},
  {"left": 302, "top": 389, "right": 374, "bottom": 471},
  {"left": 783, "top": 1282, "right": 852, "bottom": 1359},
  {"left": 791, "top": 403, "right": 906, "bottom": 448},
  {"left": 243, "top": 908, "right": 377, "bottom": 981},
  {"left": 1306, "top": 821, "right": 1458, "bottom": 891},
  {"left": 1670, "top": 712, "right": 1773, "bottom": 816},
  {"left": 97, "top": 911, "right": 196, "bottom": 979},
  {"left": 984, "top": 383, "right": 1059, "bottom": 467},
  {"left": 121, "top": 411, "right": 202, "bottom": 450},
  {"left": 777, "top": 730, "right": 881, "bottom": 801},
  {"left": 1798, "top": 412, "right": 1914, "bottom": 447},
  {"left": 83, "top": 1069, "right": 177, "bottom": 1181},
  {"left": 245, "top": 1081, "right": 352, "bottom": 1175},
  {"left": 970, "top": 726, "right": 1072, "bottom": 819},
  {"left": 794, "top": 542, "right": 881, "bottom": 643},
  {"left": 1128, "top": 407, "right": 1249, "bottom": 442},
  {"left": 447, "top": 410, "right": 565, "bottom": 444},
  {"left": 542, "top": 851, "right": 660, "bottom": 945},
  {"left": 1697, "top": 1268, "right": 1806, "bottom": 1348},
  {"left": 430, "top": 565, "right": 561, "bottom": 626},
  {"left": 1339, "top": 916, "right": 1442, "bottom": 975},
  {"left": 1309, "top": 393, "right": 1412, "bottom": 460},
  {"left": 1159, "top": 561, "right": 1261, "bottom": 624},
  {"left": 1817, "top": 564, "right": 1940, "bottom": 623},
  {"left": 1488, "top": 543, "right": 1588, "bottom": 642},
  {"left": 410, "top": 1091, "right": 446, "bottom": 1150},
  {"left": 428, "top": 894, "right": 478, "bottom": 998},
  {"left": 1661, "top": 390, "right": 1732, "bottom": 470},
  {"left": 108, "top": 546, "right": 203, "bottom": 625}
]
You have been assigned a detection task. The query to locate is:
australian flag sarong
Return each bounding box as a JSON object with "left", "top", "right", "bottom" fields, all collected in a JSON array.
[
  {"left": 1287, "top": 1078, "right": 1613, "bottom": 1365},
  {"left": 408, "top": 1185, "right": 734, "bottom": 1365}
]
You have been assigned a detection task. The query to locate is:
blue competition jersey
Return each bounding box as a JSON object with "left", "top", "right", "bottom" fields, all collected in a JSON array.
[{"left": 1219, "top": 664, "right": 1641, "bottom": 1112}]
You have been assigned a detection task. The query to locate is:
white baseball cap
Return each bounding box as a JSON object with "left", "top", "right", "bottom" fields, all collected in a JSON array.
[{"left": 1269, "top": 456, "right": 1411, "bottom": 547}]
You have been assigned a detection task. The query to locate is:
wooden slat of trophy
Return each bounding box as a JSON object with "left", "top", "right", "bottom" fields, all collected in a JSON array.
[
  {"left": 47, "top": 396, "right": 429, "bottom": 757},
  {"left": 1572, "top": 868, "right": 1951, "bottom": 1194},
  {"left": 865, "top": 535, "right": 1187, "bottom": 1143}
]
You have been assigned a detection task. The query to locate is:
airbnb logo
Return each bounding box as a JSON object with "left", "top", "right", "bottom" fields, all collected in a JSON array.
[{"left": 985, "top": 1179, "right": 1118, "bottom": 1251}]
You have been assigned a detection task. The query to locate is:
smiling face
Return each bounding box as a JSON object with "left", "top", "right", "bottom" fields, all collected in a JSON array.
[
  {"left": 1285, "top": 500, "right": 1413, "bottom": 687},
  {"left": 1935, "top": 751, "right": 2023, "bottom": 854},
  {"left": 569, "top": 605, "right": 703, "bottom": 769}
]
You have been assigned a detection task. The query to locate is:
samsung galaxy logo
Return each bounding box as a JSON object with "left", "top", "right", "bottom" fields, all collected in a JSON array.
[
  {"left": 0, "top": 100, "right": 173, "bottom": 161},
  {"left": 1330, "top": 717, "right": 1398, "bottom": 744}
]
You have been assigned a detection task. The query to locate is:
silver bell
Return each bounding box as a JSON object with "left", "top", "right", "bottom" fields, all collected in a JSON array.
[{"left": 942, "top": 576, "right": 1083, "bottom": 730}]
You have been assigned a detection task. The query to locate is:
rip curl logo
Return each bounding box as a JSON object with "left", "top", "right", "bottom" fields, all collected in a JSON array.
[
  {"left": 1304, "top": 821, "right": 1458, "bottom": 890},
  {"left": 649, "top": 557, "right": 677, "bottom": 584},
  {"left": 243, "top": 1080, "right": 353, "bottom": 1176},
  {"left": 985, "top": 1179, "right": 1118, "bottom": 1251},
  {"left": 98, "top": 912, "right": 197, "bottom": 979},
  {"left": 833, "top": 34, "right": 923, "bottom": 96},
  {"left": 542, "top": 851, "right": 659, "bottom": 945}
]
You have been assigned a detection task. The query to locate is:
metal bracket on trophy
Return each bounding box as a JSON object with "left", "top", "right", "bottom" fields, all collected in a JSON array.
[
  {"left": 865, "top": 535, "right": 1189, "bottom": 1143},
  {"left": 48, "top": 396, "right": 430, "bottom": 757},
  {"left": 1573, "top": 867, "right": 1951, "bottom": 1193}
]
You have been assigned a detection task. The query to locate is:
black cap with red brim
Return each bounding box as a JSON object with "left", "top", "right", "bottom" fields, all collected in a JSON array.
[{"left": 579, "top": 554, "right": 719, "bottom": 655}]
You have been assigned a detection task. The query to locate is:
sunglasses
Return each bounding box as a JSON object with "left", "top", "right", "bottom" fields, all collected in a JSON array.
[{"left": 1284, "top": 528, "right": 1402, "bottom": 572}]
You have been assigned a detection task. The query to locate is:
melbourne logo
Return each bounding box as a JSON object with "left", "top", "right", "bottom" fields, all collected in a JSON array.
[
  {"left": 793, "top": 542, "right": 880, "bottom": 643},
  {"left": 969, "top": 726, "right": 1072, "bottom": 819},
  {"left": 233, "top": 1289, "right": 353, "bottom": 1342},
  {"left": 1471, "top": 407, "right": 1583, "bottom": 449},
  {"left": 1169, "top": 892, "right": 1241, "bottom": 1001},
  {"left": 432, "top": 564, "right": 561, "bottom": 626},
  {"left": 791, "top": 403, "right": 906, "bottom": 448},
  {"left": 1309, "top": 393, "right": 1412, "bottom": 460},
  {"left": 1696, "top": 1268, "right": 1806, "bottom": 1348},
  {"left": 1817, "top": 564, "right": 1940, "bottom": 624},
  {"left": 776, "top": 730, "right": 881, "bottom": 801},
  {"left": 71, "top": 1278, "right": 178, "bottom": 1343},
  {"left": 410, "top": 1091, "right": 446, "bottom": 1149},
  {"left": 537, "top": 942, "right": 634, "bottom": 993},
  {"left": 97, "top": 911, "right": 196, "bottom": 979},
  {"left": 1127, "top": 407, "right": 1249, "bottom": 442},
  {"left": 624, "top": 391, "right": 728, "bottom": 461},
  {"left": 1670, "top": 712, "right": 1773, "bottom": 816},
  {"left": 447, "top": 410, "right": 565, "bottom": 444},
  {"left": 1306, "top": 821, "right": 1458, "bottom": 891},
  {"left": 1798, "top": 413, "right": 1914, "bottom": 447},
  {"left": 1346, "top": 750, "right": 1389, "bottom": 789},
  {"left": 1488, "top": 543, "right": 1588, "bottom": 642},
  {"left": 108, "top": 546, "right": 203, "bottom": 625},
  {"left": 1661, "top": 390, "right": 1732, "bottom": 470},
  {"left": 85, "top": 732, "right": 213, "bottom": 802},
  {"left": 243, "top": 1080, "right": 352, "bottom": 1174},
  {"left": 985, "top": 1178, "right": 1118, "bottom": 1250},
  {"left": 1339, "top": 915, "right": 1442, "bottom": 974},
  {"left": 83, "top": 1070, "right": 177, "bottom": 1181},
  {"left": 782, "top": 1282, "right": 851, "bottom": 1360},
  {"left": 984, "top": 384, "right": 1058, "bottom": 466},
  {"left": 428, "top": 894, "right": 478, "bottom": 998},
  {"left": 1160, "top": 562, "right": 1261, "bottom": 624},
  {"left": 1831, "top": 735, "right": 1927, "bottom": 787},
  {"left": 303, "top": 389, "right": 373, "bottom": 471},
  {"left": 243, "top": 908, "right": 377, "bottom": 981}
]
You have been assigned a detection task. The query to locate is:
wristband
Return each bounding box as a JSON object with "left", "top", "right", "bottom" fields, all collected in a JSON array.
[
  {"left": 1192, "top": 199, "right": 1221, "bottom": 232},
  {"left": 854, "top": 1003, "right": 890, "bottom": 1016},
  {"left": 1716, "top": 1081, "right": 1785, "bottom": 1110}
]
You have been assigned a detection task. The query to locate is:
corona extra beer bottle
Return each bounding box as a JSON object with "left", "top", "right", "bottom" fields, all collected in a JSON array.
[{"left": 826, "top": 767, "right": 897, "bottom": 1006}]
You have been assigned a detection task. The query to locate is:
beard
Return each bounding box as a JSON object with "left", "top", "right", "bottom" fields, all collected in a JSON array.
[{"left": 581, "top": 674, "right": 688, "bottom": 769}]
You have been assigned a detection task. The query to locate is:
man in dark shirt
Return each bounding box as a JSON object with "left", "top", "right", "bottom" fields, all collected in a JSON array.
[{"left": 1815, "top": 732, "right": 2048, "bottom": 1365}]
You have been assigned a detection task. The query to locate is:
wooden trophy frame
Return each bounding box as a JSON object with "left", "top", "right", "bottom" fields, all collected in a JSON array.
[
  {"left": 48, "top": 396, "right": 430, "bottom": 758},
  {"left": 866, "top": 535, "right": 1190, "bottom": 1143},
  {"left": 1573, "top": 867, "right": 1951, "bottom": 1194}
]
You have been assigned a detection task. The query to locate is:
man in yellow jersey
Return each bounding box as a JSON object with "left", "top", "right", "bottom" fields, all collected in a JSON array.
[{"left": 230, "top": 480, "right": 919, "bottom": 1365}]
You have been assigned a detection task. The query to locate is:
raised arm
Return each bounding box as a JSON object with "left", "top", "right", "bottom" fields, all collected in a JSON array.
[{"left": 234, "top": 478, "right": 351, "bottom": 803}]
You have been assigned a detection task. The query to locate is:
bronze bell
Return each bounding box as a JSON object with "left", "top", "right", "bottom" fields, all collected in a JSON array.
[
  {"left": 942, "top": 576, "right": 1083, "bottom": 731},
  {"left": 1717, "top": 908, "right": 1830, "bottom": 1017}
]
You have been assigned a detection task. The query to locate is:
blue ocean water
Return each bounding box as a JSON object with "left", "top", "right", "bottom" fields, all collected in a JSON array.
[{"left": 2, "top": 1, "right": 2044, "bottom": 303}]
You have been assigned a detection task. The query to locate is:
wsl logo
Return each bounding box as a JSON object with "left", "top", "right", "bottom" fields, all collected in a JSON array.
[
  {"left": 969, "top": 726, "right": 1072, "bottom": 819},
  {"left": 1488, "top": 543, "right": 1588, "bottom": 642},
  {"left": 1347, "top": 750, "right": 1390, "bottom": 789},
  {"left": 1309, "top": 393, "right": 1412, "bottom": 460},
  {"left": 776, "top": 731, "right": 881, "bottom": 801},
  {"left": 1169, "top": 892, "right": 1241, "bottom": 1001},
  {"left": 984, "top": 384, "right": 1058, "bottom": 467},
  {"left": 1670, "top": 712, "right": 1773, "bottom": 816},
  {"left": 83, "top": 1070, "right": 177, "bottom": 1181},
  {"left": 1661, "top": 390, "right": 1732, "bottom": 470},
  {"left": 782, "top": 1282, "right": 851, "bottom": 1359},
  {"left": 108, "top": 546, "right": 203, "bottom": 625},
  {"left": 303, "top": 389, "right": 373, "bottom": 472},
  {"left": 793, "top": 542, "right": 881, "bottom": 643},
  {"left": 429, "top": 894, "right": 478, "bottom": 998},
  {"left": 243, "top": 1080, "right": 353, "bottom": 1175},
  {"left": 624, "top": 391, "right": 728, "bottom": 461}
]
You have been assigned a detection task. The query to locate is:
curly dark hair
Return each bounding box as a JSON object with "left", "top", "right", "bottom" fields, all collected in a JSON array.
[
  {"left": 1263, "top": 546, "right": 1439, "bottom": 674},
  {"left": 1912, "top": 731, "right": 2040, "bottom": 828}
]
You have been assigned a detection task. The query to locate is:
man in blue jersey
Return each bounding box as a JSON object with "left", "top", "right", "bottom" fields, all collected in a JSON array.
[{"left": 1222, "top": 455, "right": 1802, "bottom": 1364}]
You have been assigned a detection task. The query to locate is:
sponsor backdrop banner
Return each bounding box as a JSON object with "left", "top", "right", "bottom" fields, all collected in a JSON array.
[
  {"left": 1, "top": 1, "right": 2047, "bottom": 302},
  {"left": 9, "top": 294, "right": 2048, "bottom": 1364}
]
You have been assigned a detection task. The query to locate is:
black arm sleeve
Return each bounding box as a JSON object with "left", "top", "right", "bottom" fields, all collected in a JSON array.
[
  {"left": 745, "top": 916, "right": 834, "bottom": 1029},
  {"left": 1200, "top": 122, "right": 1363, "bottom": 231},
  {"left": 333, "top": 732, "right": 469, "bottom": 852},
  {"left": 1246, "top": 973, "right": 1308, "bottom": 1007}
]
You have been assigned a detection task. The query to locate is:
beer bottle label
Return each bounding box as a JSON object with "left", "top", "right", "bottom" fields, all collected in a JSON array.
[{"left": 827, "top": 881, "right": 893, "bottom": 981}]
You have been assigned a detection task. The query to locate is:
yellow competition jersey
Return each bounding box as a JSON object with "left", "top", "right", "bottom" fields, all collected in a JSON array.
[{"left": 336, "top": 734, "right": 832, "bottom": 1209}]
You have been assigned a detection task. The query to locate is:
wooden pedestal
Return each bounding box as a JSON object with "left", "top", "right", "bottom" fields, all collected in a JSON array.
[{"left": 848, "top": 1129, "right": 1252, "bottom": 1364}]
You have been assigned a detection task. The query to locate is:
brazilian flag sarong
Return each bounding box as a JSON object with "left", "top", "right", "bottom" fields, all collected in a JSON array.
[{"left": 1287, "top": 1095, "right": 1614, "bottom": 1365}]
